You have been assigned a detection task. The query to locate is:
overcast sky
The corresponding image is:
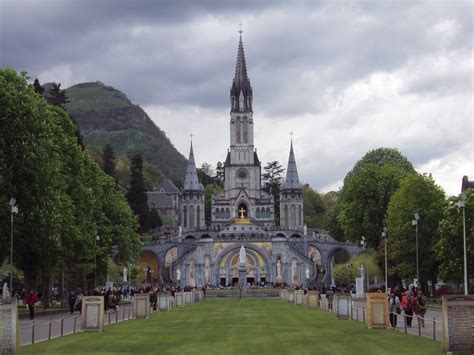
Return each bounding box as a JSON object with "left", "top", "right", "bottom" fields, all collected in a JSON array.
[{"left": 1, "top": 0, "right": 472, "bottom": 196}]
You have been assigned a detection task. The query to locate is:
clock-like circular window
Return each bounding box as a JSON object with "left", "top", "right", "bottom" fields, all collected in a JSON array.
[{"left": 236, "top": 168, "right": 248, "bottom": 181}]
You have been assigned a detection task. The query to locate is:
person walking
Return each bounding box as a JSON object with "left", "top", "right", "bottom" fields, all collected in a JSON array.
[
  {"left": 68, "top": 291, "right": 76, "bottom": 314},
  {"left": 388, "top": 291, "right": 401, "bottom": 328},
  {"left": 401, "top": 290, "right": 415, "bottom": 327},
  {"left": 26, "top": 290, "right": 38, "bottom": 320},
  {"left": 415, "top": 290, "right": 427, "bottom": 327},
  {"left": 75, "top": 288, "right": 83, "bottom": 314}
]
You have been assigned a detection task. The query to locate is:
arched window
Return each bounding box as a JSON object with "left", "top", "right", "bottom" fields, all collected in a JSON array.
[
  {"left": 196, "top": 205, "right": 201, "bottom": 228},
  {"left": 243, "top": 117, "right": 248, "bottom": 143},
  {"left": 298, "top": 205, "right": 302, "bottom": 226},
  {"left": 290, "top": 204, "right": 296, "bottom": 228},
  {"left": 266, "top": 207, "right": 271, "bottom": 219},
  {"left": 225, "top": 208, "right": 230, "bottom": 218},
  {"left": 183, "top": 207, "right": 187, "bottom": 228},
  {"left": 189, "top": 205, "right": 195, "bottom": 229},
  {"left": 256, "top": 207, "right": 260, "bottom": 219},
  {"left": 236, "top": 117, "right": 241, "bottom": 144}
]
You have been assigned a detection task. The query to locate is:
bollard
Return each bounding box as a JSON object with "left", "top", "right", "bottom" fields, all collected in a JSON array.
[
  {"left": 73, "top": 316, "right": 76, "bottom": 334},
  {"left": 108, "top": 311, "right": 111, "bottom": 325},
  {"left": 418, "top": 316, "right": 421, "bottom": 336},
  {"left": 32, "top": 321, "right": 35, "bottom": 344},
  {"left": 122, "top": 308, "right": 125, "bottom": 322},
  {"left": 433, "top": 317, "right": 436, "bottom": 341},
  {"left": 362, "top": 307, "right": 365, "bottom": 323},
  {"left": 356, "top": 306, "right": 359, "bottom": 321},
  {"left": 48, "top": 318, "right": 52, "bottom": 340},
  {"left": 116, "top": 309, "right": 118, "bottom": 323},
  {"left": 61, "top": 317, "right": 64, "bottom": 337},
  {"left": 403, "top": 313, "right": 407, "bottom": 334}
]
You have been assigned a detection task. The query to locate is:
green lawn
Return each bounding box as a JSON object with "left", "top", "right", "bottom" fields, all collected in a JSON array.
[{"left": 23, "top": 299, "right": 442, "bottom": 355}]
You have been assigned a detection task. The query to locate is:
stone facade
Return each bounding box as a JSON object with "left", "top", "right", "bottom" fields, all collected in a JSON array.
[{"left": 141, "top": 33, "right": 361, "bottom": 287}]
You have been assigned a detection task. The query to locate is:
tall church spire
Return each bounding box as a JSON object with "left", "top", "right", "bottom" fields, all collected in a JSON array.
[
  {"left": 281, "top": 139, "right": 301, "bottom": 190},
  {"left": 230, "top": 30, "right": 253, "bottom": 113},
  {"left": 183, "top": 140, "right": 203, "bottom": 191}
]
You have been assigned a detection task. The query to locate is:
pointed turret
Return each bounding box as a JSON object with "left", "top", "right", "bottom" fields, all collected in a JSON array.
[
  {"left": 230, "top": 31, "right": 253, "bottom": 112},
  {"left": 183, "top": 141, "right": 203, "bottom": 191},
  {"left": 281, "top": 140, "right": 301, "bottom": 190}
]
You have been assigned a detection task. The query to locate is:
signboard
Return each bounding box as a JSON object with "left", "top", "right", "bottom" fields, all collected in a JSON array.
[
  {"left": 158, "top": 293, "right": 170, "bottom": 311},
  {"left": 81, "top": 296, "right": 104, "bottom": 331},
  {"left": 294, "top": 290, "right": 304, "bottom": 305},
  {"left": 307, "top": 291, "right": 319, "bottom": 308},
  {"left": 355, "top": 277, "right": 364, "bottom": 299},
  {"left": 366, "top": 293, "right": 389, "bottom": 329},
  {"left": 442, "top": 295, "right": 474, "bottom": 353},
  {"left": 134, "top": 294, "right": 150, "bottom": 319},
  {"left": 335, "top": 293, "right": 351, "bottom": 319},
  {"left": 288, "top": 290, "right": 295, "bottom": 303},
  {"left": 184, "top": 292, "right": 193, "bottom": 305},
  {"left": 0, "top": 298, "right": 19, "bottom": 354}
]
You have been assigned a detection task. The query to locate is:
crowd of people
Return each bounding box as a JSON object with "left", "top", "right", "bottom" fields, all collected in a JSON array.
[{"left": 389, "top": 288, "right": 426, "bottom": 328}]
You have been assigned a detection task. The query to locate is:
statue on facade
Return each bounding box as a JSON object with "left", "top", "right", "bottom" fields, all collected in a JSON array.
[
  {"left": 2, "top": 282, "right": 10, "bottom": 299},
  {"left": 304, "top": 224, "right": 307, "bottom": 236},
  {"left": 291, "top": 260, "right": 298, "bottom": 286},
  {"left": 276, "top": 257, "right": 282, "bottom": 279},
  {"left": 239, "top": 245, "right": 246, "bottom": 265},
  {"left": 305, "top": 267, "right": 310, "bottom": 280},
  {"left": 123, "top": 267, "right": 128, "bottom": 282},
  {"left": 204, "top": 257, "right": 210, "bottom": 284},
  {"left": 176, "top": 269, "right": 181, "bottom": 281},
  {"left": 178, "top": 226, "right": 182, "bottom": 237}
]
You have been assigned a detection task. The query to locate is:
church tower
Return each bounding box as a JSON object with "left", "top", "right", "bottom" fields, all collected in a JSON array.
[
  {"left": 280, "top": 140, "right": 303, "bottom": 229},
  {"left": 181, "top": 141, "right": 205, "bottom": 230},
  {"left": 211, "top": 31, "right": 274, "bottom": 228}
]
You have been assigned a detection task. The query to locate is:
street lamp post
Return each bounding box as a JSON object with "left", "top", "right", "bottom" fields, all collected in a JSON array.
[
  {"left": 382, "top": 227, "right": 388, "bottom": 293},
  {"left": 412, "top": 213, "right": 420, "bottom": 288},
  {"left": 361, "top": 236, "right": 368, "bottom": 292},
  {"left": 94, "top": 235, "right": 99, "bottom": 289},
  {"left": 458, "top": 192, "right": 468, "bottom": 295},
  {"left": 9, "top": 198, "right": 18, "bottom": 294}
]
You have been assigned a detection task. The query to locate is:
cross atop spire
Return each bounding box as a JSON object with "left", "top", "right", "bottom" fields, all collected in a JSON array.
[
  {"left": 238, "top": 22, "right": 243, "bottom": 35},
  {"left": 183, "top": 140, "right": 203, "bottom": 192},
  {"left": 281, "top": 140, "right": 301, "bottom": 191},
  {"left": 230, "top": 29, "right": 253, "bottom": 113}
]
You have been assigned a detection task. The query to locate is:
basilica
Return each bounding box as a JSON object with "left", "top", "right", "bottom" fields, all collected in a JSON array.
[{"left": 142, "top": 33, "right": 360, "bottom": 288}]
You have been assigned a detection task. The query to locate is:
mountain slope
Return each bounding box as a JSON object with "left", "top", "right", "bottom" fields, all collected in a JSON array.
[{"left": 64, "top": 82, "right": 187, "bottom": 184}]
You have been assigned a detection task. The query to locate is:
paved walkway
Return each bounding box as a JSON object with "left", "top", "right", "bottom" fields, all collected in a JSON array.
[
  {"left": 19, "top": 303, "right": 134, "bottom": 345},
  {"left": 351, "top": 301, "right": 442, "bottom": 341}
]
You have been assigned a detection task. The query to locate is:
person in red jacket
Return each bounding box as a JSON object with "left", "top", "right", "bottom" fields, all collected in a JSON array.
[
  {"left": 26, "top": 290, "right": 38, "bottom": 320},
  {"left": 401, "top": 290, "right": 415, "bottom": 327}
]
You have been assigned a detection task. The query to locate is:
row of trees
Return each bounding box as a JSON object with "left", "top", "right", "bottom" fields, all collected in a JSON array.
[
  {"left": 0, "top": 70, "right": 141, "bottom": 307},
  {"left": 329, "top": 147, "right": 472, "bottom": 294}
]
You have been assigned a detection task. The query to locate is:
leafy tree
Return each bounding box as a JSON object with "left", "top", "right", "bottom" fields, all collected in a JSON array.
[
  {"left": 33, "top": 78, "right": 44, "bottom": 95},
  {"left": 386, "top": 173, "right": 446, "bottom": 295},
  {"left": 435, "top": 191, "right": 473, "bottom": 286},
  {"left": 0, "top": 69, "right": 140, "bottom": 306},
  {"left": 262, "top": 161, "right": 284, "bottom": 225},
  {"left": 127, "top": 154, "right": 150, "bottom": 233},
  {"left": 333, "top": 251, "right": 382, "bottom": 288},
  {"left": 204, "top": 184, "right": 222, "bottom": 226},
  {"left": 337, "top": 148, "right": 415, "bottom": 248},
  {"left": 198, "top": 162, "right": 215, "bottom": 186},
  {"left": 47, "top": 82, "right": 70, "bottom": 109},
  {"left": 215, "top": 161, "right": 224, "bottom": 187},
  {"left": 338, "top": 164, "right": 409, "bottom": 248},
  {"left": 102, "top": 144, "right": 117, "bottom": 181},
  {"left": 343, "top": 147, "right": 414, "bottom": 185},
  {"left": 303, "top": 184, "right": 325, "bottom": 228},
  {"left": 322, "top": 191, "right": 345, "bottom": 241}
]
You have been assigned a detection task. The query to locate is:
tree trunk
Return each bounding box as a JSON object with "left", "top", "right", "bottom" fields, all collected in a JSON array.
[
  {"left": 23, "top": 267, "right": 36, "bottom": 295},
  {"left": 42, "top": 275, "right": 51, "bottom": 310}
]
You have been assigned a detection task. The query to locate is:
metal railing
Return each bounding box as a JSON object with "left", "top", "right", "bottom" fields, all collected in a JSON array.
[
  {"left": 20, "top": 306, "right": 136, "bottom": 345},
  {"left": 315, "top": 300, "right": 440, "bottom": 342}
]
